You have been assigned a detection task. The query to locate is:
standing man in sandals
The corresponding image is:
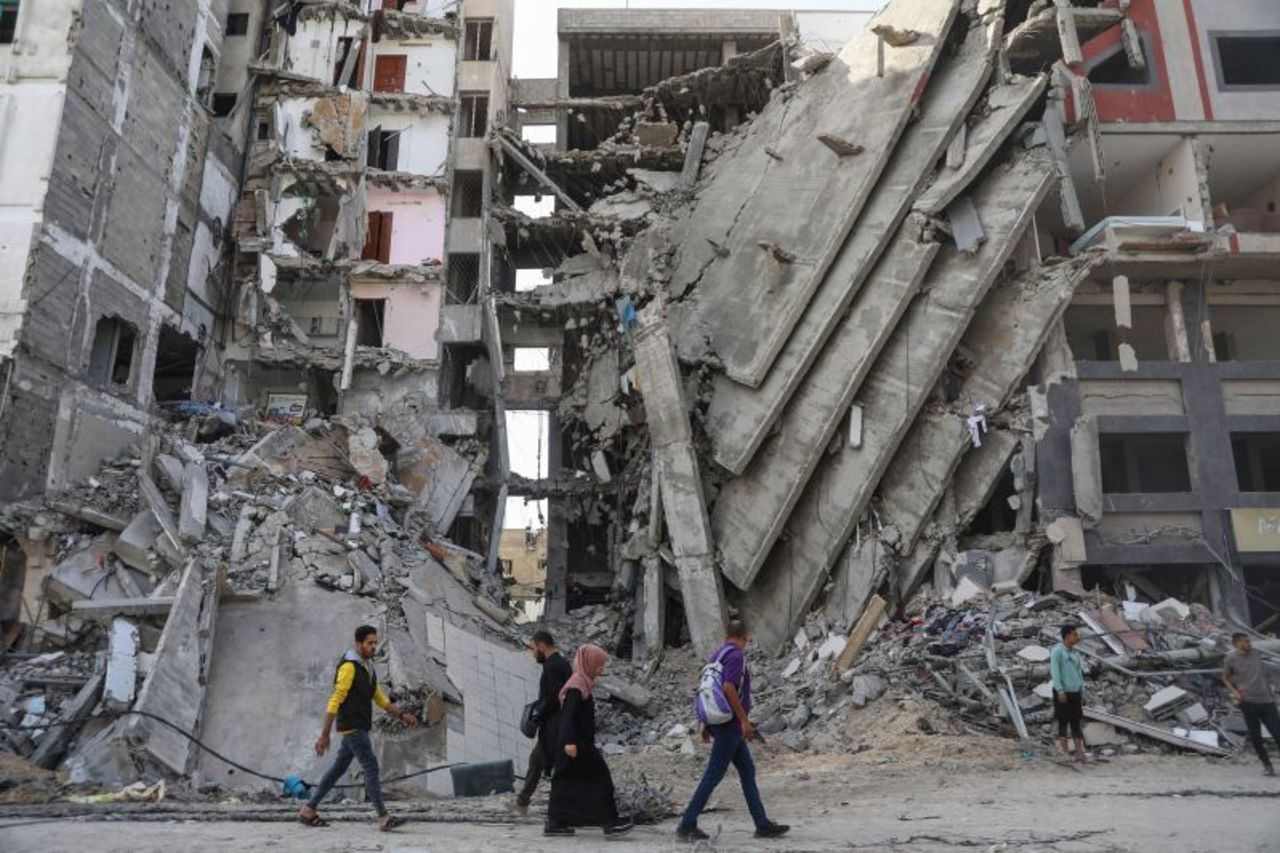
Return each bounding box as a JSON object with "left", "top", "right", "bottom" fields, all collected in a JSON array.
[{"left": 299, "top": 624, "right": 418, "bottom": 831}]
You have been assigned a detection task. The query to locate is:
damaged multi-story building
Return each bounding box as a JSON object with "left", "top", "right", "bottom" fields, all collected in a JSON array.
[
  {"left": 3, "top": 0, "right": 1280, "bottom": 800},
  {"left": 459, "top": 0, "right": 1280, "bottom": 657},
  {"left": 0, "top": 0, "right": 248, "bottom": 499}
]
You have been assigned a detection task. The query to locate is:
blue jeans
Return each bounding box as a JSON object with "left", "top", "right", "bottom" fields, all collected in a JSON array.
[
  {"left": 307, "top": 729, "right": 386, "bottom": 815},
  {"left": 680, "top": 723, "right": 769, "bottom": 829}
]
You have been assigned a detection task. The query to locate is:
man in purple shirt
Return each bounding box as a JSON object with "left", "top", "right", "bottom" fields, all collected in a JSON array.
[{"left": 677, "top": 620, "right": 791, "bottom": 841}]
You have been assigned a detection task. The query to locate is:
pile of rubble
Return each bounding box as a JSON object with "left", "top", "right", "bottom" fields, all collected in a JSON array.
[{"left": 0, "top": 409, "right": 520, "bottom": 787}]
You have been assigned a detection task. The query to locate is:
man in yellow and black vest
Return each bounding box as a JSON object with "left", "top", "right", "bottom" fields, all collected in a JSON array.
[{"left": 299, "top": 624, "right": 418, "bottom": 831}]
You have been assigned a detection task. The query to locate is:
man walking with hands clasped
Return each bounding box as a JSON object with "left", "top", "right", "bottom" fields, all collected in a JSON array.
[
  {"left": 299, "top": 624, "right": 418, "bottom": 831},
  {"left": 677, "top": 619, "right": 790, "bottom": 842}
]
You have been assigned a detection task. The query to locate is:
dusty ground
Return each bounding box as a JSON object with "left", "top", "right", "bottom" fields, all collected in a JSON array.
[{"left": 2, "top": 747, "right": 1278, "bottom": 852}]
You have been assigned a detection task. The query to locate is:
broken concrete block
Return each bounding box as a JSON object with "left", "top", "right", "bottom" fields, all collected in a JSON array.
[
  {"left": 1149, "top": 597, "right": 1191, "bottom": 621},
  {"left": 950, "top": 575, "right": 984, "bottom": 606},
  {"left": 104, "top": 618, "right": 139, "bottom": 711},
  {"left": 850, "top": 674, "right": 886, "bottom": 703},
  {"left": 348, "top": 427, "right": 389, "bottom": 485},
  {"left": 45, "top": 538, "right": 127, "bottom": 604},
  {"left": 597, "top": 676, "right": 654, "bottom": 715},
  {"left": 778, "top": 730, "right": 809, "bottom": 752},
  {"left": 114, "top": 511, "right": 161, "bottom": 574},
  {"left": 154, "top": 454, "right": 186, "bottom": 493},
  {"left": 178, "top": 463, "right": 208, "bottom": 544},
  {"left": 816, "top": 634, "right": 846, "bottom": 662},
  {"left": 1176, "top": 702, "right": 1209, "bottom": 726},
  {"left": 395, "top": 436, "right": 484, "bottom": 534},
  {"left": 782, "top": 657, "right": 802, "bottom": 679},
  {"left": 1016, "top": 644, "right": 1051, "bottom": 663},
  {"left": 1033, "top": 681, "right": 1055, "bottom": 700},
  {"left": 633, "top": 121, "right": 677, "bottom": 147},
  {"left": 348, "top": 550, "right": 383, "bottom": 594},
  {"left": 1082, "top": 721, "right": 1124, "bottom": 747},
  {"left": 283, "top": 487, "right": 345, "bottom": 533},
  {"left": 1144, "top": 685, "right": 1192, "bottom": 720}
]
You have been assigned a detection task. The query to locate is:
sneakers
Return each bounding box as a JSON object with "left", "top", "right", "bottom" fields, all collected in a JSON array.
[
  {"left": 1264, "top": 765, "right": 1276, "bottom": 777},
  {"left": 511, "top": 798, "right": 529, "bottom": 815},
  {"left": 604, "top": 818, "right": 634, "bottom": 837},
  {"left": 755, "top": 822, "right": 791, "bottom": 838},
  {"left": 543, "top": 822, "right": 575, "bottom": 836},
  {"left": 676, "top": 824, "right": 710, "bottom": 841}
]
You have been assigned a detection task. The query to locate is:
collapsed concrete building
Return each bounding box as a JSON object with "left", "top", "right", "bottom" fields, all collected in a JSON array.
[
  {"left": 3, "top": 0, "right": 1280, "bottom": 800},
  {"left": 488, "top": 0, "right": 1280, "bottom": 656}
]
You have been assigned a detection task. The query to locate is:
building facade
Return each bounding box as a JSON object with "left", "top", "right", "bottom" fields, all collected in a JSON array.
[{"left": 0, "top": 0, "right": 246, "bottom": 500}]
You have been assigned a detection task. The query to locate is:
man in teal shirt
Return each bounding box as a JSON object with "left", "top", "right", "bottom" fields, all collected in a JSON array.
[{"left": 1050, "top": 624, "right": 1086, "bottom": 761}]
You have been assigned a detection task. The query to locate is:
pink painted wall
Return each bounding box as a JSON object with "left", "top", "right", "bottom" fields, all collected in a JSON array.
[
  {"left": 366, "top": 187, "right": 446, "bottom": 266},
  {"left": 350, "top": 280, "right": 442, "bottom": 361}
]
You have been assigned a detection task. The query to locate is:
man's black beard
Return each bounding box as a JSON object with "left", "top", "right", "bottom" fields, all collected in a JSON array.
[{"left": 535, "top": 652, "right": 547, "bottom": 663}]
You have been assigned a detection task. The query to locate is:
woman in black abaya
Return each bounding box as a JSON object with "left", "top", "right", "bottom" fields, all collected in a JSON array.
[{"left": 544, "top": 643, "right": 633, "bottom": 837}]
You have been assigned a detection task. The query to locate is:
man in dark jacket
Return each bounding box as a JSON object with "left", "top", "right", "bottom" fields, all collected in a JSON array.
[
  {"left": 514, "top": 628, "right": 573, "bottom": 812},
  {"left": 299, "top": 625, "right": 418, "bottom": 831}
]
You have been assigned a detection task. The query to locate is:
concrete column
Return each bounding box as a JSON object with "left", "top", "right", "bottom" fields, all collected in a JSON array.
[
  {"left": 543, "top": 411, "right": 567, "bottom": 617},
  {"left": 1165, "top": 281, "right": 1192, "bottom": 362}
]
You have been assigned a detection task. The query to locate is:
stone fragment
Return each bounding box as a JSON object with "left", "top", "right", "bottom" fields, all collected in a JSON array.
[
  {"left": 347, "top": 427, "right": 389, "bottom": 485},
  {"left": 1016, "top": 644, "right": 1051, "bottom": 663}
]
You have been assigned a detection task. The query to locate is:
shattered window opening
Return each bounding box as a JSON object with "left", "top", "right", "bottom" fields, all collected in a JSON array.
[
  {"left": 88, "top": 316, "right": 139, "bottom": 389},
  {"left": 0, "top": 0, "right": 16, "bottom": 44},
  {"left": 211, "top": 93, "right": 238, "bottom": 117},
  {"left": 366, "top": 128, "right": 401, "bottom": 171},
  {"left": 152, "top": 325, "right": 201, "bottom": 403},
  {"left": 464, "top": 19, "right": 494, "bottom": 62},
  {"left": 225, "top": 13, "right": 249, "bottom": 37},
  {"left": 333, "top": 37, "right": 366, "bottom": 87},
  {"left": 447, "top": 253, "right": 480, "bottom": 302},
  {"left": 1211, "top": 33, "right": 1280, "bottom": 89},
  {"left": 256, "top": 118, "right": 271, "bottom": 141},
  {"left": 354, "top": 299, "right": 387, "bottom": 347},
  {"left": 1100, "top": 433, "right": 1193, "bottom": 494},
  {"left": 459, "top": 93, "right": 489, "bottom": 138},
  {"left": 1231, "top": 433, "right": 1280, "bottom": 493},
  {"left": 1064, "top": 302, "right": 1170, "bottom": 362},
  {"left": 1087, "top": 36, "right": 1153, "bottom": 87},
  {"left": 453, "top": 171, "right": 484, "bottom": 217},
  {"left": 1208, "top": 305, "right": 1280, "bottom": 361},
  {"left": 513, "top": 347, "right": 551, "bottom": 373}
]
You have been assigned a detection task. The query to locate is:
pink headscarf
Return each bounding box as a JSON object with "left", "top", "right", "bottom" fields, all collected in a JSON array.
[{"left": 559, "top": 644, "right": 609, "bottom": 705}]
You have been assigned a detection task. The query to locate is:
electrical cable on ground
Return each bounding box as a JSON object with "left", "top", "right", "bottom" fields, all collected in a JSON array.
[{"left": 0, "top": 709, "right": 459, "bottom": 790}]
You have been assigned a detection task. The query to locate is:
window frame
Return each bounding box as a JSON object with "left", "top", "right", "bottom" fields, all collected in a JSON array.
[
  {"left": 1209, "top": 31, "right": 1280, "bottom": 92},
  {"left": 225, "top": 12, "right": 250, "bottom": 37}
]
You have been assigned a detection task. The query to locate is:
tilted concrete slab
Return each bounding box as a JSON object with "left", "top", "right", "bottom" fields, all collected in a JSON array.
[
  {"left": 671, "top": 0, "right": 959, "bottom": 387},
  {"left": 876, "top": 255, "right": 1094, "bottom": 562},
  {"left": 895, "top": 428, "right": 1022, "bottom": 600},
  {"left": 713, "top": 226, "right": 940, "bottom": 590},
  {"left": 632, "top": 304, "right": 726, "bottom": 656},
  {"left": 737, "top": 150, "right": 1056, "bottom": 650},
  {"left": 123, "top": 559, "right": 217, "bottom": 774},
  {"left": 913, "top": 73, "right": 1048, "bottom": 215},
  {"left": 704, "top": 0, "right": 1009, "bottom": 474}
]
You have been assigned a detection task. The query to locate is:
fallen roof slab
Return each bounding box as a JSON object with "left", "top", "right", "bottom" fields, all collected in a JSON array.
[
  {"left": 876, "top": 254, "right": 1095, "bottom": 561},
  {"left": 914, "top": 73, "right": 1048, "bottom": 216},
  {"left": 704, "top": 0, "right": 1009, "bottom": 474},
  {"left": 737, "top": 149, "right": 1056, "bottom": 650},
  {"left": 713, "top": 223, "right": 939, "bottom": 590},
  {"left": 670, "top": 0, "right": 960, "bottom": 387},
  {"left": 894, "top": 427, "right": 1022, "bottom": 601}
]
